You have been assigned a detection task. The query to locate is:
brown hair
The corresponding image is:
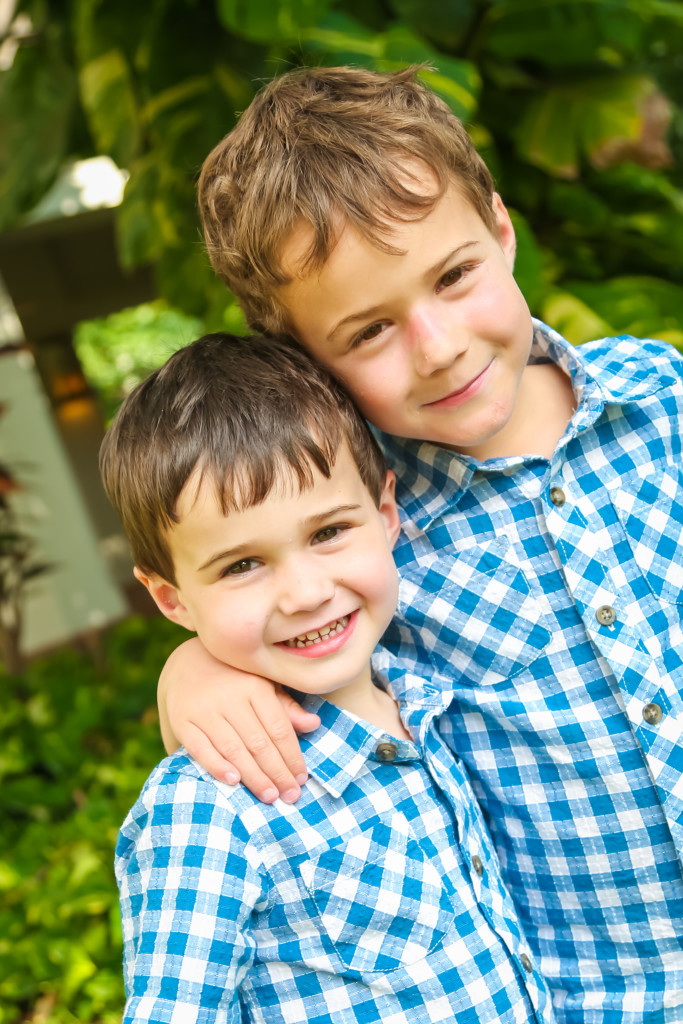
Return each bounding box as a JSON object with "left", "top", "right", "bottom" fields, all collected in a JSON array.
[
  {"left": 99, "top": 333, "right": 387, "bottom": 584},
  {"left": 198, "top": 64, "right": 496, "bottom": 333}
]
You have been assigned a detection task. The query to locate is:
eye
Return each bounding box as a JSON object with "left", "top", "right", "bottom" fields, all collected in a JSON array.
[
  {"left": 221, "top": 557, "right": 260, "bottom": 577},
  {"left": 313, "top": 524, "right": 346, "bottom": 544},
  {"left": 438, "top": 261, "right": 479, "bottom": 293},
  {"left": 349, "top": 321, "right": 388, "bottom": 350}
]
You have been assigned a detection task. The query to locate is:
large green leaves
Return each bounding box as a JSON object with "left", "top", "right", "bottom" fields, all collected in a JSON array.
[
  {"left": 79, "top": 49, "right": 140, "bottom": 167},
  {"left": 217, "top": 0, "right": 332, "bottom": 42},
  {"left": 514, "top": 75, "right": 670, "bottom": 179},
  {"left": 0, "top": 28, "right": 77, "bottom": 229}
]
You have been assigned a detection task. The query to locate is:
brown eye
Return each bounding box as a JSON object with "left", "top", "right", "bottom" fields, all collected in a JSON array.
[
  {"left": 439, "top": 267, "right": 463, "bottom": 289},
  {"left": 223, "top": 558, "right": 258, "bottom": 577},
  {"left": 313, "top": 526, "right": 341, "bottom": 543},
  {"left": 352, "top": 322, "right": 386, "bottom": 348}
]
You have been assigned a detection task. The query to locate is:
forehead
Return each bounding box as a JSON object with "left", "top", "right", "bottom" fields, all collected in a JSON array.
[{"left": 173, "top": 444, "right": 370, "bottom": 524}]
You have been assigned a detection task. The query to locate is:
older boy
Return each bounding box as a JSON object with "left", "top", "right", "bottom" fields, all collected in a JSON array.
[
  {"left": 162, "top": 67, "right": 683, "bottom": 1023},
  {"left": 101, "top": 332, "right": 554, "bottom": 1024}
]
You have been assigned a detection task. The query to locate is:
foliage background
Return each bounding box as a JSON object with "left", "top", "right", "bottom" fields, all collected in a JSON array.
[
  {"left": 2, "top": 0, "right": 683, "bottom": 1020},
  {"left": 2, "top": 0, "right": 683, "bottom": 355}
]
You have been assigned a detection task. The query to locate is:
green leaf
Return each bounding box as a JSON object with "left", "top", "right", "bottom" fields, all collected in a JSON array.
[
  {"left": 386, "top": 0, "right": 477, "bottom": 50},
  {"left": 483, "top": 0, "right": 646, "bottom": 66},
  {"left": 79, "top": 49, "right": 140, "bottom": 167},
  {"left": 563, "top": 276, "right": 683, "bottom": 347},
  {"left": 514, "top": 87, "right": 585, "bottom": 179},
  {"left": 0, "top": 33, "right": 77, "bottom": 229},
  {"left": 508, "top": 208, "right": 545, "bottom": 310},
  {"left": 540, "top": 288, "right": 615, "bottom": 345},
  {"left": 217, "top": 0, "right": 332, "bottom": 42},
  {"left": 513, "top": 74, "right": 662, "bottom": 178}
]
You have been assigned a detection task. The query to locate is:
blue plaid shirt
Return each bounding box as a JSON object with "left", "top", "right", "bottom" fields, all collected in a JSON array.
[
  {"left": 375, "top": 320, "right": 683, "bottom": 1024},
  {"left": 117, "top": 692, "right": 555, "bottom": 1024}
]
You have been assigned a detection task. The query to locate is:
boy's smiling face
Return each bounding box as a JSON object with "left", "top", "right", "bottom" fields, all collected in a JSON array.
[
  {"left": 138, "top": 446, "right": 400, "bottom": 711},
  {"left": 278, "top": 170, "right": 535, "bottom": 461}
]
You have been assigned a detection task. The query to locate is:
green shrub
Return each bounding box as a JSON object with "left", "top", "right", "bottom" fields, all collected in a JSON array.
[{"left": 0, "top": 616, "right": 185, "bottom": 1023}]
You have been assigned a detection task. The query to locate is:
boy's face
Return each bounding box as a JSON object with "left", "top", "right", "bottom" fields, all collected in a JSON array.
[
  {"left": 278, "top": 170, "right": 535, "bottom": 460},
  {"left": 137, "top": 446, "right": 401, "bottom": 709}
]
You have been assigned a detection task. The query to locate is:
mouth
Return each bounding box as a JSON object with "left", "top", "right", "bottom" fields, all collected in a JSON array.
[
  {"left": 423, "top": 360, "right": 493, "bottom": 409},
  {"left": 281, "top": 615, "right": 350, "bottom": 648}
]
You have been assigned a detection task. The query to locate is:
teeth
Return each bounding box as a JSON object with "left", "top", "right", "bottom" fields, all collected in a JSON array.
[{"left": 284, "top": 616, "right": 349, "bottom": 648}]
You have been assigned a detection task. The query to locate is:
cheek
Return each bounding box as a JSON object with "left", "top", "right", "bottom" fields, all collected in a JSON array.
[
  {"left": 201, "top": 596, "right": 264, "bottom": 655},
  {"left": 341, "top": 360, "right": 405, "bottom": 421}
]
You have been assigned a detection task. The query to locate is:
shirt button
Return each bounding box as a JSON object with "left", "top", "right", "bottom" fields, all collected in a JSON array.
[
  {"left": 642, "top": 702, "right": 663, "bottom": 725},
  {"left": 375, "top": 741, "right": 398, "bottom": 762},
  {"left": 520, "top": 953, "right": 533, "bottom": 974},
  {"left": 471, "top": 854, "right": 484, "bottom": 877},
  {"left": 595, "top": 604, "right": 616, "bottom": 627},
  {"left": 549, "top": 486, "right": 566, "bottom": 507}
]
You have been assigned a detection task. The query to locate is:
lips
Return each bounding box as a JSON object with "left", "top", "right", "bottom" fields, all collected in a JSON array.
[
  {"left": 423, "top": 360, "right": 493, "bottom": 408},
  {"left": 276, "top": 612, "right": 357, "bottom": 658}
]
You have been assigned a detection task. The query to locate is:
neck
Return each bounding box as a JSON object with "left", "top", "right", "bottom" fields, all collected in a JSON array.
[
  {"left": 326, "top": 673, "right": 412, "bottom": 741},
  {"left": 466, "top": 362, "right": 576, "bottom": 462}
]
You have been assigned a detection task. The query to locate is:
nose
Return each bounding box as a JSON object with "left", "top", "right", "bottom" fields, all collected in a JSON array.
[
  {"left": 409, "top": 304, "right": 463, "bottom": 377},
  {"left": 277, "top": 555, "right": 335, "bottom": 617}
]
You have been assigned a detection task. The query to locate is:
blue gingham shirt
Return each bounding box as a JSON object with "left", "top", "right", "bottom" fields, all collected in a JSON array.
[
  {"left": 375, "top": 320, "right": 683, "bottom": 1024},
  {"left": 117, "top": 691, "right": 556, "bottom": 1024}
]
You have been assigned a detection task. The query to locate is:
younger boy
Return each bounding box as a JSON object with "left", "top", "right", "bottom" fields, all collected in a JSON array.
[
  {"left": 162, "top": 66, "right": 683, "bottom": 1024},
  {"left": 101, "top": 332, "right": 555, "bottom": 1024}
]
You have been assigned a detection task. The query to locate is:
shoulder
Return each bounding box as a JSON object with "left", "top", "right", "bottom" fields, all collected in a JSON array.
[
  {"left": 117, "top": 750, "right": 278, "bottom": 859},
  {"left": 578, "top": 333, "right": 683, "bottom": 385}
]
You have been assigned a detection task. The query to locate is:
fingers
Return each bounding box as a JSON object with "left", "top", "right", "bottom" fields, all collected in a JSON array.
[
  {"left": 278, "top": 688, "right": 322, "bottom": 735},
  {"left": 181, "top": 721, "right": 242, "bottom": 787},
  {"left": 183, "top": 688, "right": 310, "bottom": 803},
  {"left": 224, "top": 686, "right": 310, "bottom": 802}
]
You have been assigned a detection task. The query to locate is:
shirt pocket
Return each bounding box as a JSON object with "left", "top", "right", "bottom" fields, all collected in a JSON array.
[
  {"left": 299, "top": 819, "right": 455, "bottom": 978},
  {"left": 610, "top": 463, "right": 683, "bottom": 605},
  {"left": 397, "top": 536, "right": 552, "bottom": 685}
]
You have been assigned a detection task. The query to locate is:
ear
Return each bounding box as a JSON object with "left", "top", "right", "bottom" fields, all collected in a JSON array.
[
  {"left": 492, "top": 192, "right": 517, "bottom": 270},
  {"left": 378, "top": 471, "right": 402, "bottom": 549},
  {"left": 133, "top": 566, "right": 197, "bottom": 632}
]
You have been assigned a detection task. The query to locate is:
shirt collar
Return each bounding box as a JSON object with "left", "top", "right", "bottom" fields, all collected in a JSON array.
[
  {"left": 297, "top": 694, "right": 418, "bottom": 799},
  {"left": 378, "top": 319, "right": 665, "bottom": 529}
]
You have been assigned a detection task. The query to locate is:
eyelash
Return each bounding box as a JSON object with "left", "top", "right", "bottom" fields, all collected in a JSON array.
[
  {"left": 348, "top": 262, "right": 476, "bottom": 349},
  {"left": 313, "top": 524, "right": 348, "bottom": 544},
  {"left": 220, "top": 557, "right": 260, "bottom": 578}
]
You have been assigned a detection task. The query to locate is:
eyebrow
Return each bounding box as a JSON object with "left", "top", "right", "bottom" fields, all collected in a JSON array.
[
  {"left": 326, "top": 241, "right": 481, "bottom": 342},
  {"left": 196, "top": 503, "right": 363, "bottom": 572}
]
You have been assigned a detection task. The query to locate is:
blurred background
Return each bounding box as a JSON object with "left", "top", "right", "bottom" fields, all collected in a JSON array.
[{"left": 1, "top": 0, "right": 683, "bottom": 1020}]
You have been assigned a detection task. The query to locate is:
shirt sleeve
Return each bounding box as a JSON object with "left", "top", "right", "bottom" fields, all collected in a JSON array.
[{"left": 115, "top": 763, "right": 266, "bottom": 1024}]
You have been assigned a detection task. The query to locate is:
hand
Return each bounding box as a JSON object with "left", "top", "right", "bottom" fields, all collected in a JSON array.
[{"left": 158, "top": 637, "right": 320, "bottom": 803}]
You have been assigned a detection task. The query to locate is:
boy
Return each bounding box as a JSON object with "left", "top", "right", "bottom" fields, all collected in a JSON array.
[
  {"left": 100, "top": 332, "right": 555, "bottom": 1024},
  {"left": 161, "top": 66, "right": 683, "bottom": 1023}
]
